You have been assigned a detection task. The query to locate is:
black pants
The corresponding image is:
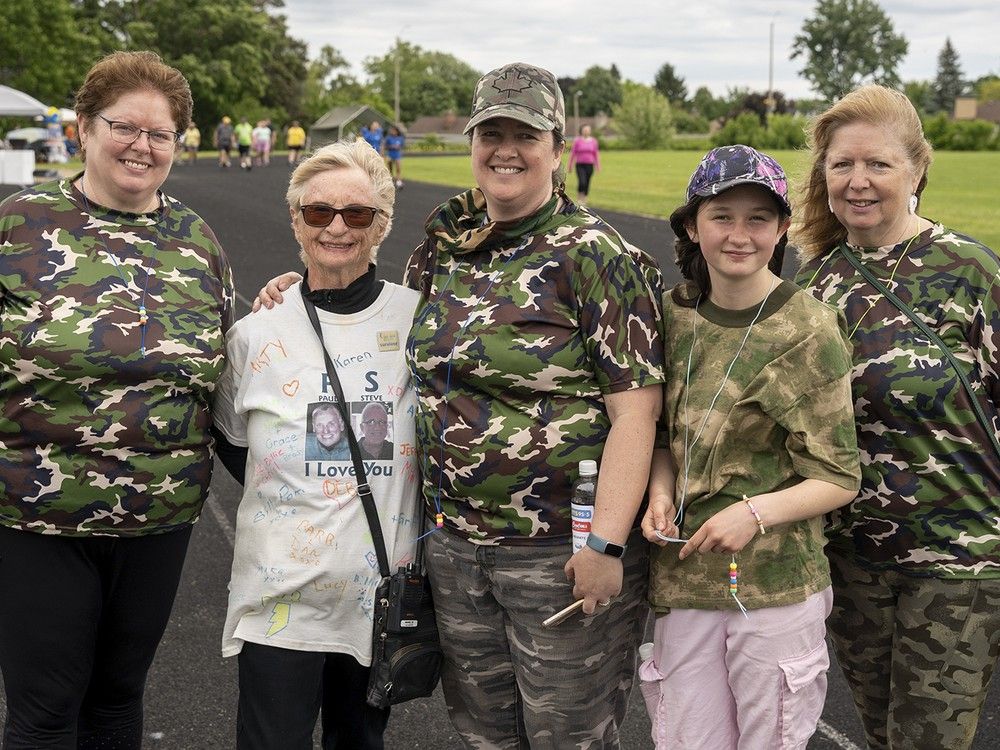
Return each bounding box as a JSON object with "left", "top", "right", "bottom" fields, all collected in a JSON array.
[
  {"left": 0, "top": 524, "right": 192, "bottom": 749},
  {"left": 575, "top": 163, "right": 595, "bottom": 196},
  {"left": 237, "top": 642, "right": 390, "bottom": 750}
]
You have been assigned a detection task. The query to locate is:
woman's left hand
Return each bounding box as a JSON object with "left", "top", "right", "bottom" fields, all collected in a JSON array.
[
  {"left": 678, "top": 501, "right": 759, "bottom": 560},
  {"left": 564, "top": 546, "right": 623, "bottom": 615}
]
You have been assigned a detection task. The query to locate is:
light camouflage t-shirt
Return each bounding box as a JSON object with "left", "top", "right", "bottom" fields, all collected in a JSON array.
[
  {"left": 405, "top": 189, "right": 666, "bottom": 544},
  {"left": 0, "top": 177, "right": 233, "bottom": 536},
  {"left": 797, "top": 225, "right": 1000, "bottom": 577},
  {"left": 649, "top": 281, "right": 860, "bottom": 611}
]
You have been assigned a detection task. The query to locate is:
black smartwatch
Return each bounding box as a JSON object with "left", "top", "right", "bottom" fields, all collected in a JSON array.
[{"left": 585, "top": 532, "right": 627, "bottom": 559}]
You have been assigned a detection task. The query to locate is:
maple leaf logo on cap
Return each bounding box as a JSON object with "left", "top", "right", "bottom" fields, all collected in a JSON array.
[{"left": 491, "top": 68, "right": 532, "bottom": 98}]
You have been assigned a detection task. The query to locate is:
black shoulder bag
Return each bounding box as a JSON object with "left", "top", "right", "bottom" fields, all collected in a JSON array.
[
  {"left": 301, "top": 293, "right": 442, "bottom": 709},
  {"left": 838, "top": 245, "right": 1000, "bottom": 461}
]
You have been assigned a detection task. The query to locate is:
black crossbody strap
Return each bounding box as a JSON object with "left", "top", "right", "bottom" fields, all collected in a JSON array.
[
  {"left": 838, "top": 245, "right": 1000, "bottom": 461},
  {"left": 301, "top": 294, "right": 391, "bottom": 577}
]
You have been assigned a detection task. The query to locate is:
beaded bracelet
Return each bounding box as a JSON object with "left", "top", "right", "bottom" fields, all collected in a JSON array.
[{"left": 742, "top": 495, "right": 766, "bottom": 535}]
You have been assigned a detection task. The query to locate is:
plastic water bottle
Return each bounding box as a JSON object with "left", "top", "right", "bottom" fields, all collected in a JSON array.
[{"left": 571, "top": 460, "right": 598, "bottom": 554}]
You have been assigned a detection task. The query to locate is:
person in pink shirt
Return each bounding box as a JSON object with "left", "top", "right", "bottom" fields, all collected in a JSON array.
[{"left": 568, "top": 124, "right": 600, "bottom": 203}]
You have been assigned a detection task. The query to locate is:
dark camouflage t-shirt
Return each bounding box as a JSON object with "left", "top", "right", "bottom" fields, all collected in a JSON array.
[
  {"left": 405, "top": 189, "right": 666, "bottom": 544},
  {"left": 797, "top": 225, "right": 1000, "bottom": 577},
  {"left": 0, "top": 177, "right": 234, "bottom": 536}
]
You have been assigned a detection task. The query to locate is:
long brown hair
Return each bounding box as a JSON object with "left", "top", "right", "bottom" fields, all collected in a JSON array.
[{"left": 793, "top": 84, "right": 933, "bottom": 262}]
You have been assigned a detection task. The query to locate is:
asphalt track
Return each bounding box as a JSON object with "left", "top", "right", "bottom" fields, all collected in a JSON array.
[{"left": 2, "top": 161, "right": 998, "bottom": 748}]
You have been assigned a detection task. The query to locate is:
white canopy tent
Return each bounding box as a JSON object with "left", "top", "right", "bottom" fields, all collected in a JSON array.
[
  {"left": 0, "top": 86, "right": 48, "bottom": 185},
  {"left": 0, "top": 85, "right": 48, "bottom": 117}
]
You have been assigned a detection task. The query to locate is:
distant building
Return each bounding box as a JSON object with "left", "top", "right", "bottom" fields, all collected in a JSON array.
[
  {"left": 953, "top": 97, "right": 1000, "bottom": 124},
  {"left": 309, "top": 105, "right": 392, "bottom": 149}
]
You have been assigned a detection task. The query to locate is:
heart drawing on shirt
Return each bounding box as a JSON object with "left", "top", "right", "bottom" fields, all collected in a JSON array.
[{"left": 282, "top": 379, "right": 300, "bottom": 397}]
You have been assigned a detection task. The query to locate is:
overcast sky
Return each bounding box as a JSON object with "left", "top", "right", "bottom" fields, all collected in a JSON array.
[{"left": 281, "top": 0, "right": 998, "bottom": 101}]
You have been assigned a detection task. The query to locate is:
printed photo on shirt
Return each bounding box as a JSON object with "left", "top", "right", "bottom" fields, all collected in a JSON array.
[
  {"left": 304, "top": 401, "right": 352, "bottom": 462},
  {"left": 352, "top": 401, "right": 395, "bottom": 461}
]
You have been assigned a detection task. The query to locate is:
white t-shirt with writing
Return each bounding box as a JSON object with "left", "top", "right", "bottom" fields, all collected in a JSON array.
[{"left": 214, "top": 281, "right": 420, "bottom": 663}]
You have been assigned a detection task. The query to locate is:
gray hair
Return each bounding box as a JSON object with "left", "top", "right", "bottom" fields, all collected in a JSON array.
[{"left": 286, "top": 139, "right": 395, "bottom": 263}]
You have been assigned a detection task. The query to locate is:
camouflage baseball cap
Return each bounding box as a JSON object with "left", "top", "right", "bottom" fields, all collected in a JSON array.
[
  {"left": 685, "top": 144, "right": 791, "bottom": 214},
  {"left": 463, "top": 62, "right": 565, "bottom": 135}
]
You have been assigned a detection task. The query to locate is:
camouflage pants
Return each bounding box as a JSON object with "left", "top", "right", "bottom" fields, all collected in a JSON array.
[
  {"left": 425, "top": 529, "right": 650, "bottom": 750},
  {"left": 827, "top": 551, "right": 1000, "bottom": 749}
]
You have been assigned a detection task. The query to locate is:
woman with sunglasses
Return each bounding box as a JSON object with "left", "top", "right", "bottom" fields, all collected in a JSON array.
[
  {"left": 212, "top": 139, "right": 421, "bottom": 749},
  {"left": 256, "top": 64, "right": 665, "bottom": 748},
  {"left": 0, "top": 51, "right": 233, "bottom": 748}
]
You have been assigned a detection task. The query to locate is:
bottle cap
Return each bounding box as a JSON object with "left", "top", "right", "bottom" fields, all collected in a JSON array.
[{"left": 579, "top": 459, "right": 598, "bottom": 476}]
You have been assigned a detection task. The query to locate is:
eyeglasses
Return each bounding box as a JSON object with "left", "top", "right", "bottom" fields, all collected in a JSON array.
[
  {"left": 362, "top": 418, "right": 388, "bottom": 426},
  {"left": 98, "top": 114, "right": 182, "bottom": 151},
  {"left": 299, "top": 204, "right": 380, "bottom": 229}
]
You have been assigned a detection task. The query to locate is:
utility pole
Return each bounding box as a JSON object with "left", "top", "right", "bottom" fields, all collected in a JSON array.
[
  {"left": 766, "top": 18, "right": 776, "bottom": 117},
  {"left": 393, "top": 38, "right": 401, "bottom": 125}
]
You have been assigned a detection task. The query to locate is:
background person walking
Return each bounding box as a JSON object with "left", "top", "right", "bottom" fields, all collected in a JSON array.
[
  {"left": 182, "top": 121, "right": 200, "bottom": 165},
  {"left": 384, "top": 125, "right": 404, "bottom": 188},
  {"left": 567, "top": 124, "right": 600, "bottom": 204},
  {"left": 214, "top": 116, "right": 234, "bottom": 168},
  {"left": 286, "top": 120, "right": 306, "bottom": 165},
  {"left": 234, "top": 117, "right": 253, "bottom": 170}
]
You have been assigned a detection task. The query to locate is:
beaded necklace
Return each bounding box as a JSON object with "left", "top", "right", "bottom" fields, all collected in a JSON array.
[
  {"left": 675, "top": 275, "right": 778, "bottom": 617},
  {"left": 78, "top": 176, "right": 162, "bottom": 356}
]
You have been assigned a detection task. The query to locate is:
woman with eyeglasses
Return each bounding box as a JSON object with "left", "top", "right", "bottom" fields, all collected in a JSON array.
[
  {"left": 212, "top": 139, "right": 420, "bottom": 749},
  {"left": 0, "top": 51, "right": 233, "bottom": 748}
]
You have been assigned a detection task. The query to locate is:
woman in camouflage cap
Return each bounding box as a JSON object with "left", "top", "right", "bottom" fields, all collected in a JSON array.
[
  {"left": 796, "top": 84, "right": 1000, "bottom": 750},
  {"left": 403, "top": 62, "right": 666, "bottom": 748},
  {"left": 0, "top": 51, "right": 232, "bottom": 747}
]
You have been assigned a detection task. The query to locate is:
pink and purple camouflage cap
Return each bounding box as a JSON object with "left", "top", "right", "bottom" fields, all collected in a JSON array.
[
  {"left": 463, "top": 62, "right": 565, "bottom": 135},
  {"left": 685, "top": 144, "right": 791, "bottom": 214}
]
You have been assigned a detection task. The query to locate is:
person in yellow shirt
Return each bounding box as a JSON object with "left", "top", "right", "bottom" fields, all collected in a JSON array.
[
  {"left": 286, "top": 120, "right": 306, "bottom": 165},
  {"left": 183, "top": 122, "right": 201, "bottom": 165}
]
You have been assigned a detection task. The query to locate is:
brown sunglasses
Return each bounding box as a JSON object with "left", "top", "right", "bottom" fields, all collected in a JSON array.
[{"left": 299, "top": 204, "right": 380, "bottom": 228}]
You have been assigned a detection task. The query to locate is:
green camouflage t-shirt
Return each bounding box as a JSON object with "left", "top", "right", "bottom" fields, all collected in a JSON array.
[
  {"left": 405, "top": 189, "right": 666, "bottom": 544},
  {"left": 0, "top": 177, "right": 233, "bottom": 536},
  {"left": 649, "top": 281, "right": 860, "bottom": 610},
  {"left": 797, "top": 225, "right": 1000, "bottom": 577}
]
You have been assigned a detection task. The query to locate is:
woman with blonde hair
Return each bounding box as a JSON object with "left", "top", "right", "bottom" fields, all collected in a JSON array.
[
  {"left": 795, "top": 84, "right": 1000, "bottom": 750},
  {"left": 214, "top": 139, "right": 420, "bottom": 749}
]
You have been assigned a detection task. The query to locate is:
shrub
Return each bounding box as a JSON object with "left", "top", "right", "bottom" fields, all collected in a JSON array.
[
  {"left": 672, "top": 109, "right": 710, "bottom": 135},
  {"left": 411, "top": 134, "right": 468, "bottom": 153},
  {"left": 760, "top": 114, "right": 808, "bottom": 150},
  {"left": 922, "top": 115, "right": 999, "bottom": 150},
  {"left": 947, "top": 120, "right": 998, "bottom": 151},
  {"left": 712, "top": 113, "right": 764, "bottom": 148},
  {"left": 922, "top": 113, "right": 951, "bottom": 149},
  {"left": 611, "top": 85, "right": 674, "bottom": 150}
]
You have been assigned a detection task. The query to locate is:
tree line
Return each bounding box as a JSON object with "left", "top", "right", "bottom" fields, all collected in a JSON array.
[{"left": 1, "top": 0, "right": 997, "bottom": 148}]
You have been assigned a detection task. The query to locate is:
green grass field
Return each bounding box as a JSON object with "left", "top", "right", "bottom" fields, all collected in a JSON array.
[{"left": 403, "top": 150, "right": 1000, "bottom": 252}]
